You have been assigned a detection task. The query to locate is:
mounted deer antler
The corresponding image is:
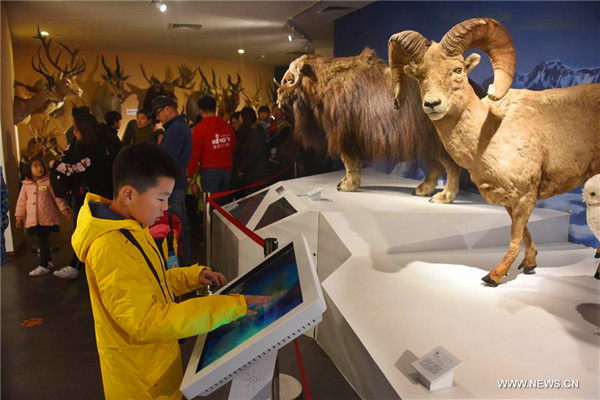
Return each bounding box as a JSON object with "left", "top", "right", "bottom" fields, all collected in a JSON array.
[
  {"left": 242, "top": 75, "right": 262, "bottom": 109},
  {"left": 140, "top": 63, "right": 162, "bottom": 89},
  {"left": 172, "top": 64, "right": 196, "bottom": 90},
  {"left": 138, "top": 64, "right": 195, "bottom": 111},
  {"left": 90, "top": 54, "right": 130, "bottom": 120},
  {"left": 13, "top": 27, "right": 86, "bottom": 125},
  {"left": 221, "top": 73, "right": 243, "bottom": 120},
  {"left": 26, "top": 115, "right": 64, "bottom": 159}
]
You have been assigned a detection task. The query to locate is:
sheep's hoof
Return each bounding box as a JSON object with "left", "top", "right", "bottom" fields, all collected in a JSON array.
[
  {"left": 336, "top": 180, "right": 343, "bottom": 190},
  {"left": 429, "top": 192, "right": 454, "bottom": 204},
  {"left": 522, "top": 267, "right": 537, "bottom": 275},
  {"left": 594, "top": 271, "right": 600, "bottom": 280},
  {"left": 595, "top": 251, "right": 600, "bottom": 259},
  {"left": 481, "top": 275, "right": 499, "bottom": 287},
  {"left": 518, "top": 262, "right": 537, "bottom": 274}
]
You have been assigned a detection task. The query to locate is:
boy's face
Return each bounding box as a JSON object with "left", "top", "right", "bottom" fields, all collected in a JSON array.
[
  {"left": 129, "top": 177, "right": 175, "bottom": 227},
  {"left": 258, "top": 111, "right": 269, "bottom": 122}
]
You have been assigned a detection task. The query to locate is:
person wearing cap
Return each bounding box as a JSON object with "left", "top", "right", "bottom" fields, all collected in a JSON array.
[{"left": 151, "top": 95, "right": 192, "bottom": 266}]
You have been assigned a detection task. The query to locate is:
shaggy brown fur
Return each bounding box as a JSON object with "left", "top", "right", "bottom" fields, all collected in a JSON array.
[{"left": 277, "top": 48, "right": 461, "bottom": 202}]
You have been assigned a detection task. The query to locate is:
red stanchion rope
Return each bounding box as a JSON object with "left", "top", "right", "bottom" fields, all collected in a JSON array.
[
  {"left": 206, "top": 165, "right": 312, "bottom": 399},
  {"left": 209, "top": 165, "right": 292, "bottom": 200},
  {"left": 293, "top": 338, "right": 312, "bottom": 400},
  {"left": 206, "top": 197, "right": 265, "bottom": 247}
]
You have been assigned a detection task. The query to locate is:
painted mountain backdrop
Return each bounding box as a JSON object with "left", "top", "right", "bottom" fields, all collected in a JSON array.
[
  {"left": 482, "top": 60, "right": 600, "bottom": 91},
  {"left": 482, "top": 60, "right": 600, "bottom": 248}
]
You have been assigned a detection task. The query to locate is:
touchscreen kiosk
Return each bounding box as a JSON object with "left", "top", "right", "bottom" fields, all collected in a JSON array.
[{"left": 181, "top": 234, "right": 325, "bottom": 399}]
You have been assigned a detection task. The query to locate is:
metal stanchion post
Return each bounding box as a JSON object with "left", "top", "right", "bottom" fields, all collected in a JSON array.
[
  {"left": 203, "top": 192, "right": 211, "bottom": 268},
  {"left": 293, "top": 161, "right": 298, "bottom": 179},
  {"left": 264, "top": 237, "right": 278, "bottom": 257}
]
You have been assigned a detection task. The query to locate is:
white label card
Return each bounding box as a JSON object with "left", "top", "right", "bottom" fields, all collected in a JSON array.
[{"left": 411, "top": 346, "right": 463, "bottom": 382}]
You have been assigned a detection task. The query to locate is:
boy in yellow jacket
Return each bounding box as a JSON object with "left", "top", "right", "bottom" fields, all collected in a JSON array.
[{"left": 72, "top": 143, "right": 269, "bottom": 399}]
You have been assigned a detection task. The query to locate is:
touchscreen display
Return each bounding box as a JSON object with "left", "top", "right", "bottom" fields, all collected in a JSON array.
[
  {"left": 197, "top": 243, "right": 302, "bottom": 371},
  {"left": 228, "top": 189, "right": 268, "bottom": 226}
]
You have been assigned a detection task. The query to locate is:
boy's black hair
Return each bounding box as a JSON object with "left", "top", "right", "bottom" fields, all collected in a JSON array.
[
  {"left": 258, "top": 105, "right": 270, "bottom": 114},
  {"left": 197, "top": 96, "right": 216, "bottom": 113},
  {"left": 104, "top": 111, "right": 122, "bottom": 127},
  {"left": 24, "top": 157, "right": 46, "bottom": 180},
  {"left": 112, "top": 142, "right": 180, "bottom": 197}
]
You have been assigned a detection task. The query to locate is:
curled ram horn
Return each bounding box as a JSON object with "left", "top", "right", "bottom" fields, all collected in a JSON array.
[
  {"left": 278, "top": 60, "right": 303, "bottom": 92},
  {"left": 388, "top": 31, "right": 431, "bottom": 109},
  {"left": 440, "top": 17, "right": 515, "bottom": 100}
]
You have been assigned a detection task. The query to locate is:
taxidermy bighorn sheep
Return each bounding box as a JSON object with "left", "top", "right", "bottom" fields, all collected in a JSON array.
[
  {"left": 14, "top": 29, "right": 85, "bottom": 125},
  {"left": 90, "top": 55, "right": 130, "bottom": 121},
  {"left": 389, "top": 17, "right": 600, "bottom": 286},
  {"left": 276, "top": 49, "right": 461, "bottom": 203}
]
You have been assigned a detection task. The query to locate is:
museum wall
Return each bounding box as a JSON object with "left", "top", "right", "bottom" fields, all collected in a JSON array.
[
  {"left": 1, "top": 2, "right": 23, "bottom": 253},
  {"left": 333, "top": 1, "right": 600, "bottom": 247},
  {"left": 11, "top": 41, "right": 278, "bottom": 150}
]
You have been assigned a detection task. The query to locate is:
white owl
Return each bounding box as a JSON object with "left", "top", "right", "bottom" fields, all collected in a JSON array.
[{"left": 582, "top": 174, "right": 600, "bottom": 279}]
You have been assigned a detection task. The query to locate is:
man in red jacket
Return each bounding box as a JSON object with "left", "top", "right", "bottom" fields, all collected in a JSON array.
[{"left": 187, "top": 96, "right": 236, "bottom": 205}]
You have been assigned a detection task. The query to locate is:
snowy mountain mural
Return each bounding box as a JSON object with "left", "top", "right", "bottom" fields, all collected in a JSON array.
[
  {"left": 482, "top": 60, "right": 600, "bottom": 91},
  {"left": 482, "top": 60, "right": 600, "bottom": 249}
]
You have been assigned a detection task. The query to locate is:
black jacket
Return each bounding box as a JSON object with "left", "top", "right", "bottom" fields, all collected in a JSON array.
[{"left": 237, "top": 123, "right": 271, "bottom": 186}]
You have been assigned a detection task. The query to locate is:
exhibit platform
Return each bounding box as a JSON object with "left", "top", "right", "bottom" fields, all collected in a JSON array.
[{"left": 211, "top": 168, "right": 599, "bottom": 399}]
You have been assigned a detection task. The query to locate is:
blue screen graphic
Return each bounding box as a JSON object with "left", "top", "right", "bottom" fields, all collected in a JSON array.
[{"left": 197, "top": 243, "right": 302, "bottom": 371}]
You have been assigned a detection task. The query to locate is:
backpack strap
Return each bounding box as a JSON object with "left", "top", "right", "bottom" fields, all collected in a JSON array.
[
  {"left": 167, "top": 209, "right": 175, "bottom": 254},
  {"left": 119, "top": 229, "right": 168, "bottom": 302}
]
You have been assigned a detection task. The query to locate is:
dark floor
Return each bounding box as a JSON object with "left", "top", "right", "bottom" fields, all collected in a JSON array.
[{"left": 1, "top": 216, "right": 359, "bottom": 400}]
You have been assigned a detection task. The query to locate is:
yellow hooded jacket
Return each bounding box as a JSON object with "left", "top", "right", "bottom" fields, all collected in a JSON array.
[{"left": 72, "top": 193, "right": 247, "bottom": 400}]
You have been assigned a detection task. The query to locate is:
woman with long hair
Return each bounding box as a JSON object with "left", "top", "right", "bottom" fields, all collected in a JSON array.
[{"left": 51, "top": 112, "right": 120, "bottom": 279}]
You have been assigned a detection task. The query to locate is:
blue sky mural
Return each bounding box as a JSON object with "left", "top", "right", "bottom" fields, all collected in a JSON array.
[
  {"left": 335, "top": 1, "right": 600, "bottom": 88},
  {"left": 334, "top": 1, "right": 600, "bottom": 248}
]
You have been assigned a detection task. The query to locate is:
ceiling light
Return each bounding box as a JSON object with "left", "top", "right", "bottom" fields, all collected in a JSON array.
[
  {"left": 151, "top": 0, "right": 167, "bottom": 12},
  {"left": 238, "top": 49, "right": 245, "bottom": 54},
  {"left": 40, "top": 31, "right": 49, "bottom": 36}
]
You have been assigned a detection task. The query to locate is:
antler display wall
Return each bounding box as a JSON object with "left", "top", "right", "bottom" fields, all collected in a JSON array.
[{"left": 12, "top": 42, "right": 277, "bottom": 151}]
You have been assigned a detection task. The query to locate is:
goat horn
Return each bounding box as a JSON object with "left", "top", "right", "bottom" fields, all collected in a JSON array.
[
  {"left": 101, "top": 54, "right": 112, "bottom": 77},
  {"left": 388, "top": 31, "right": 431, "bottom": 109},
  {"left": 273, "top": 77, "right": 282, "bottom": 89},
  {"left": 440, "top": 18, "right": 515, "bottom": 100}
]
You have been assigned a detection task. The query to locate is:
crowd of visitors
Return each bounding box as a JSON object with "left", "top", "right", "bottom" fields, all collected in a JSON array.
[{"left": 14, "top": 97, "right": 298, "bottom": 278}]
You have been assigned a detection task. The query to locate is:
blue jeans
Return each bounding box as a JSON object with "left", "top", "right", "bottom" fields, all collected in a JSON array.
[
  {"left": 201, "top": 168, "right": 232, "bottom": 206},
  {"left": 169, "top": 188, "right": 191, "bottom": 266}
]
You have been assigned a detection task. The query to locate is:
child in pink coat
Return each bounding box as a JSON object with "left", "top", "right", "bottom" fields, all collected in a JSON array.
[{"left": 15, "top": 158, "right": 71, "bottom": 276}]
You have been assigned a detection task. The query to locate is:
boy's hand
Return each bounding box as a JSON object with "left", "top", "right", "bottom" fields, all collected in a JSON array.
[
  {"left": 61, "top": 209, "right": 71, "bottom": 220},
  {"left": 15, "top": 218, "right": 23, "bottom": 228},
  {"left": 199, "top": 270, "right": 227, "bottom": 287},
  {"left": 243, "top": 295, "right": 271, "bottom": 316}
]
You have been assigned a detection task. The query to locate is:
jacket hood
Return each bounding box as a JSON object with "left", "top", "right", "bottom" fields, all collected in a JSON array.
[
  {"left": 201, "top": 115, "right": 229, "bottom": 130},
  {"left": 22, "top": 174, "right": 50, "bottom": 185},
  {"left": 72, "top": 193, "right": 142, "bottom": 263}
]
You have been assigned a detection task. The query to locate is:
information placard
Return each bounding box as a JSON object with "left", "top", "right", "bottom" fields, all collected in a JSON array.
[{"left": 411, "top": 346, "right": 462, "bottom": 391}]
